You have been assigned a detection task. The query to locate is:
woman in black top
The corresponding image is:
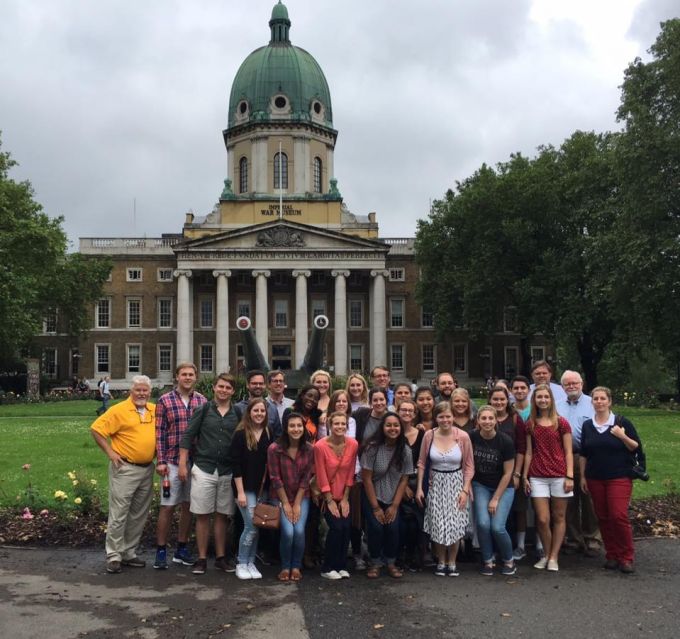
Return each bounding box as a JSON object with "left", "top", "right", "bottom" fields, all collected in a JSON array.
[
  {"left": 230, "top": 398, "right": 273, "bottom": 580},
  {"left": 579, "top": 386, "right": 642, "bottom": 574}
]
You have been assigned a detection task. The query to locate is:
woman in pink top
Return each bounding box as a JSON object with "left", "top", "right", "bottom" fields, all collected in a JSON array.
[
  {"left": 522, "top": 383, "right": 574, "bottom": 572},
  {"left": 314, "top": 411, "right": 359, "bottom": 580}
]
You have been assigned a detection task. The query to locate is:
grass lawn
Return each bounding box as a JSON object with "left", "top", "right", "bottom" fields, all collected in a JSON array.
[{"left": 0, "top": 402, "right": 677, "bottom": 510}]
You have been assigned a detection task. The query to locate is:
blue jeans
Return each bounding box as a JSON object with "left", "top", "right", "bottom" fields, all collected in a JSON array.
[
  {"left": 472, "top": 482, "right": 515, "bottom": 564},
  {"left": 362, "top": 492, "right": 400, "bottom": 566},
  {"left": 279, "top": 498, "right": 310, "bottom": 570},
  {"left": 322, "top": 509, "right": 351, "bottom": 572},
  {"left": 237, "top": 491, "right": 259, "bottom": 565}
]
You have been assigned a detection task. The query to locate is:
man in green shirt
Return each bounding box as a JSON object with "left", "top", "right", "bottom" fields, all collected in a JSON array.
[{"left": 179, "top": 373, "right": 239, "bottom": 575}]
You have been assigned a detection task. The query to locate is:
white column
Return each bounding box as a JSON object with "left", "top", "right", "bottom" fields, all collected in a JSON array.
[
  {"left": 253, "top": 270, "right": 271, "bottom": 358},
  {"left": 292, "top": 270, "right": 311, "bottom": 368},
  {"left": 213, "top": 270, "right": 232, "bottom": 373},
  {"left": 174, "top": 269, "right": 193, "bottom": 365},
  {"left": 332, "top": 270, "right": 350, "bottom": 376},
  {"left": 370, "top": 269, "right": 388, "bottom": 368}
]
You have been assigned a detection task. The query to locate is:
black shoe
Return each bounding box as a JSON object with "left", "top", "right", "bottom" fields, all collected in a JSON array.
[
  {"left": 603, "top": 559, "right": 619, "bottom": 570},
  {"left": 619, "top": 562, "right": 635, "bottom": 574},
  {"left": 192, "top": 558, "right": 207, "bottom": 575},
  {"left": 215, "top": 556, "right": 236, "bottom": 573},
  {"left": 122, "top": 557, "right": 146, "bottom": 568}
]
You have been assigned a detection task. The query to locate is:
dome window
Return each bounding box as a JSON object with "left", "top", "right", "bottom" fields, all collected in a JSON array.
[
  {"left": 239, "top": 101, "right": 248, "bottom": 114},
  {"left": 313, "top": 101, "right": 322, "bottom": 114},
  {"left": 235, "top": 100, "right": 249, "bottom": 123},
  {"left": 274, "top": 96, "right": 287, "bottom": 109}
]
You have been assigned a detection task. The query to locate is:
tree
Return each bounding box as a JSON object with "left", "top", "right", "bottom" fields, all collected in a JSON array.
[
  {"left": 0, "top": 134, "right": 111, "bottom": 361},
  {"left": 613, "top": 18, "right": 680, "bottom": 393}
]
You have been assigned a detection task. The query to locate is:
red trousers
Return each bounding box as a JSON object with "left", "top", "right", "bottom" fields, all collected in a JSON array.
[{"left": 586, "top": 478, "right": 634, "bottom": 564}]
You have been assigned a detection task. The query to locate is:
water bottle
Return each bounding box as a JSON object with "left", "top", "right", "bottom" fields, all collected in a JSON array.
[{"left": 162, "top": 477, "right": 171, "bottom": 499}]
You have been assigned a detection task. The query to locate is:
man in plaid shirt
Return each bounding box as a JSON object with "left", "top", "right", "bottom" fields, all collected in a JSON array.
[{"left": 154, "top": 362, "right": 207, "bottom": 569}]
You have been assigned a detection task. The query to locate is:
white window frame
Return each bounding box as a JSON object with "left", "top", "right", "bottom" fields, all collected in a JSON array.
[
  {"left": 237, "top": 299, "right": 251, "bottom": 319},
  {"left": 311, "top": 298, "right": 326, "bottom": 321},
  {"left": 422, "top": 344, "right": 436, "bottom": 374},
  {"left": 126, "top": 267, "right": 143, "bottom": 282},
  {"left": 503, "top": 306, "right": 518, "bottom": 333},
  {"left": 531, "top": 346, "right": 546, "bottom": 365},
  {"left": 95, "top": 343, "right": 111, "bottom": 374},
  {"left": 389, "top": 268, "right": 405, "bottom": 282},
  {"left": 199, "top": 297, "right": 214, "bottom": 329},
  {"left": 126, "top": 343, "right": 142, "bottom": 374},
  {"left": 274, "top": 299, "right": 289, "bottom": 328},
  {"left": 504, "top": 346, "right": 519, "bottom": 379},
  {"left": 421, "top": 307, "right": 434, "bottom": 329},
  {"left": 157, "top": 268, "right": 173, "bottom": 282},
  {"left": 348, "top": 299, "right": 363, "bottom": 328},
  {"left": 43, "top": 348, "right": 58, "bottom": 379},
  {"left": 349, "top": 344, "right": 364, "bottom": 371},
  {"left": 199, "top": 344, "right": 214, "bottom": 373},
  {"left": 95, "top": 298, "right": 111, "bottom": 328},
  {"left": 390, "top": 298, "right": 405, "bottom": 329},
  {"left": 390, "top": 343, "right": 405, "bottom": 373},
  {"left": 158, "top": 344, "right": 173, "bottom": 373},
  {"left": 43, "top": 310, "right": 57, "bottom": 334},
  {"left": 127, "top": 298, "right": 142, "bottom": 328},
  {"left": 158, "top": 298, "right": 173, "bottom": 329},
  {"left": 453, "top": 343, "right": 468, "bottom": 373}
]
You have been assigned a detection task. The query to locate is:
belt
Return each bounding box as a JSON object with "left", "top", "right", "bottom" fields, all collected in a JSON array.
[
  {"left": 432, "top": 468, "right": 461, "bottom": 473},
  {"left": 121, "top": 458, "right": 153, "bottom": 468}
]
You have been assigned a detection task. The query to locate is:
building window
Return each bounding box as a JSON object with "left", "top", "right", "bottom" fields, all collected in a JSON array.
[
  {"left": 96, "top": 299, "right": 110, "bottom": 328},
  {"left": 44, "top": 310, "right": 57, "bottom": 333},
  {"left": 272, "top": 344, "right": 292, "bottom": 370},
  {"left": 237, "top": 272, "right": 251, "bottom": 286},
  {"left": 422, "top": 344, "right": 436, "bottom": 374},
  {"left": 531, "top": 346, "right": 546, "bottom": 365},
  {"left": 95, "top": 344, "right": 110, "bottom": 374},
  {"left": 481, "top": 346, "right": 492, "bottom": 379},
  {"left": 503, "top": 307, "right": 518, "bottom": 333},
  {"left": 390, "top": 344, "right": 405, "bottom": 372},
  {"left": 273, "top": 272, "right": 288, "bottom": 287},
  {"left": 389, "top": 268, "right": 405, "bottom": 282},
  {"left": 200, "top": 344, "right": 214, "bottom": 373},
  {"left": 158, "top": 298, "right": 172, "bottom": 328},
  {"left": 453, "top": 343, "right": 467, "bottom": 373},
  {"left": 349, "top": 299, "right": 363, "bottom": 328},
  {"left": 273, "top": 152, "right": 288, "bottom": 189},
  {"left": 158, "top": 344, "right": 173, "bottom": 373},
  {"left": 43, "top": 348, "right": 57, "bottom": 379},
  {"left": 126, "top": 267, "right": 143, "bottom": 282},
  {"left": 274, "top": 299, "right": 288, "bottom": 328},
  {"left": 505, "top": 346, "right": 519, "bottom": 379},
  {"left": 313, "top": 157, "right": 322, "bottom": 193},
  {"left": 239, "top": 156, "right": 248, "bottom": 193},
  {"left": 200, "top": 298, "right": 214, "bottom": 329},
  {"left": 127, "top": 344, "right": 141, "bottom": 373},
  {"left": 311, "top": 299, "right": 326, "bottom": 320},
  {"left": 237, "top": 300, "right": 251, "bottom": 319},
  {"left": 349, "top": 344, "right": 363, "bottom": 371},
  {"left": 311, "top": 272, "right": 326, "bottom": 286},
  {"left": 236, "top": 344, "right": 245, "bottom": 375},
  {"left": 127, "top": 299, "right": 142, "bottom": 328},
  {"left": 157, "top": 268, "right": 173, "bottom": 282},
  {"left": 390, "top": 298, "right": 405, "bottom": 328},
  {"left": 421, "top": 307, "right": 434, "bottom": 328}
]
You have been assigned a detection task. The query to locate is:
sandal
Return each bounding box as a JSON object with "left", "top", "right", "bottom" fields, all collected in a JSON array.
[
  {"left": 290, "top": 568, "right": 302, "bottom": 582},
  {"left": 277, "top": 569, "right": 291, "bottom": 582},
  {"left": 366, "top": 566, "right": 380, "bottom": 579},
  {"left": 386, "top": 564, "right": 403, "bottom": 579}
]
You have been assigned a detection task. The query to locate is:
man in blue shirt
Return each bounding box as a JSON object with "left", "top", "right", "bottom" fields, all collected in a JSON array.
[{"left": 556, "top": 370, "right": 601, "bottom": 556}]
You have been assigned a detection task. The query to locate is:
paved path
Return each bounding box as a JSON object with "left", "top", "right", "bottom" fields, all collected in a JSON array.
[{"left": 1, "top": 539, "right": 678, "bottom": 638}]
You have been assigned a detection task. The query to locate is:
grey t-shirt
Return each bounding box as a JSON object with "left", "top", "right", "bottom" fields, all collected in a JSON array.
[
  {"left": 360, "top": 443, "right": 414, "bottom": 504},
  {"left": 363, "top": 415, "right": 382, "bottom": 443}
]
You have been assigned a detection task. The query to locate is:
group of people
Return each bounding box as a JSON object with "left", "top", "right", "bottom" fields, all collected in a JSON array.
[{"left": 90, "top": 359, "right": 643, "bottom": 580}]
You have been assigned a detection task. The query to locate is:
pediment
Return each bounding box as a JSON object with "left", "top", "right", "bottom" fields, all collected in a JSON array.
[{"left": 177, "top": 220, "right": 388, "bottom": 253}]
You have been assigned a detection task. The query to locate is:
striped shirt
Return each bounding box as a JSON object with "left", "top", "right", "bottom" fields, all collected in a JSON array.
[{"left": 155, "top": 389, "right": 207, "bottom": 465}]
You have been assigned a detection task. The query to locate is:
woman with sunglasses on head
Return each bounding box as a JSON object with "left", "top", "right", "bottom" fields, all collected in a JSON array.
[
  {"left": 522, "top": 384, "right": 573, "bottom": 572},
  {"left": 579, "top": 386, "right": 642, "bottom": 574},
  {"left": 267, "top": 412, "right": 315, "bottom": 582},
  {"left": 470, "top": 405, "right": 517, "bottom": 576},
  {"left": 360, "top": 411, "right": 413, "bottom": 578},
  {"left": 416, "top": 401, "right": 474, "bottom": 577},
  {"left": 397, "top": 399, "right": 426, "bottom": 570},
  {"left": 414, "top": 386, "right": 436, "bottom": 431}
]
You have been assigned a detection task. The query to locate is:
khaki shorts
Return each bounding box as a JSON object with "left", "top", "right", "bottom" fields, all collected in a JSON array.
[
  {"left": 159, "top": 462, "right": 191, "bottom": 507},
  {"left": 190, "top": 465, "right": 235, "bottom": 515}
]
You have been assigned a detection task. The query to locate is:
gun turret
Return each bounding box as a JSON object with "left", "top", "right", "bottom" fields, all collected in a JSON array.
[
  {"left": 301, "top": 314, "right": 329, "bottom": 375},
  {"left": 235, "top": 316, "right": 270, "bottom": 372}
]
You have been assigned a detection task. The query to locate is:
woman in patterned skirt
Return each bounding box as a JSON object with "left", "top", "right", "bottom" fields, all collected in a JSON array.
[{"left": 416, "top": 402, "right": 474, "bottom": 576}]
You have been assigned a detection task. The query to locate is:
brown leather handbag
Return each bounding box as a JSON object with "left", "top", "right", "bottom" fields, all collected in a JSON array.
[{"left": 252, "top": 470, "right": 280, "bottom": 529}]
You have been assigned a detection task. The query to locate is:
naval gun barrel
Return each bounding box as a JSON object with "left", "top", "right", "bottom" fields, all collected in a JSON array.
[
  {"left": 301, "top": 314, "right": 329, "bottom": 375},
  {"left": 235, "top": 316, "right": 270, "bottom": 372}
]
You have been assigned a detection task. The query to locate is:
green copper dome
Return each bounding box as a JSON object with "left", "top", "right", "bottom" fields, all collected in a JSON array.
[{"left": 227, "top": 2, "right": 333, "bottom": 130}]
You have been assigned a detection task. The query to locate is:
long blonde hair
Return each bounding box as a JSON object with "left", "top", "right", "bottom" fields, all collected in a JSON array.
[
  {"left": 235, "top": 398, "right": 269, "bottom": 450},
  {"left": 450, "top": 388, "right": 473, "bottom": 420},
  {"left": 345, "top": 373, "right": 369, "bottom": 405},
  {"left": 528, "top": 383, "right": 558, "bottom": 432},
  {"left": 310, "top": 369, "right": 332, "bottom": 397}
]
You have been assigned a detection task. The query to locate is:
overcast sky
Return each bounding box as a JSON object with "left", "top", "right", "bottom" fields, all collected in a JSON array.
[{"left": 1, "top": 0, "right": 677, "bottom": 247}]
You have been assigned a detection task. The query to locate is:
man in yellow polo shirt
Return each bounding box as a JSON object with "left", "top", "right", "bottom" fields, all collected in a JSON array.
[{"left": 91, "top": 375, "right": 156, "bottom": 574}]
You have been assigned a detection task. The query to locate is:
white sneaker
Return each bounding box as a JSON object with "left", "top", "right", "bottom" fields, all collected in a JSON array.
[
  {"left": 512, "top": 547, "right": 527, "bottom": 561},
  {"left": 235, "top": 564, "right": 251, "bottom": 580},
  {"left": 321, "top": 570, "right": 342, "bottom": 580},
  {"left": 547, "top": 559, "right": 559, "bottom": 572},
  {"left": 247, "top": 563, "right": 262, "bottom": 579},
  {"left": 338, "top": 570, "right": 350, "bottom": 578},
  {"left": 534, "top": 557, "right": 548, "bottom": 570}
]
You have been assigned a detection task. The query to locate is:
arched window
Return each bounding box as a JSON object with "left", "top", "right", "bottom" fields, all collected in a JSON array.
[
  {"left": 274, "top": 152, "right": 288, "bottom": 190},
  {"left": 239, "top": 157, "right": 248, "bottom": 193},
  {"left": 313, "top": 157, "right": 322, "bottom": 193}
]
